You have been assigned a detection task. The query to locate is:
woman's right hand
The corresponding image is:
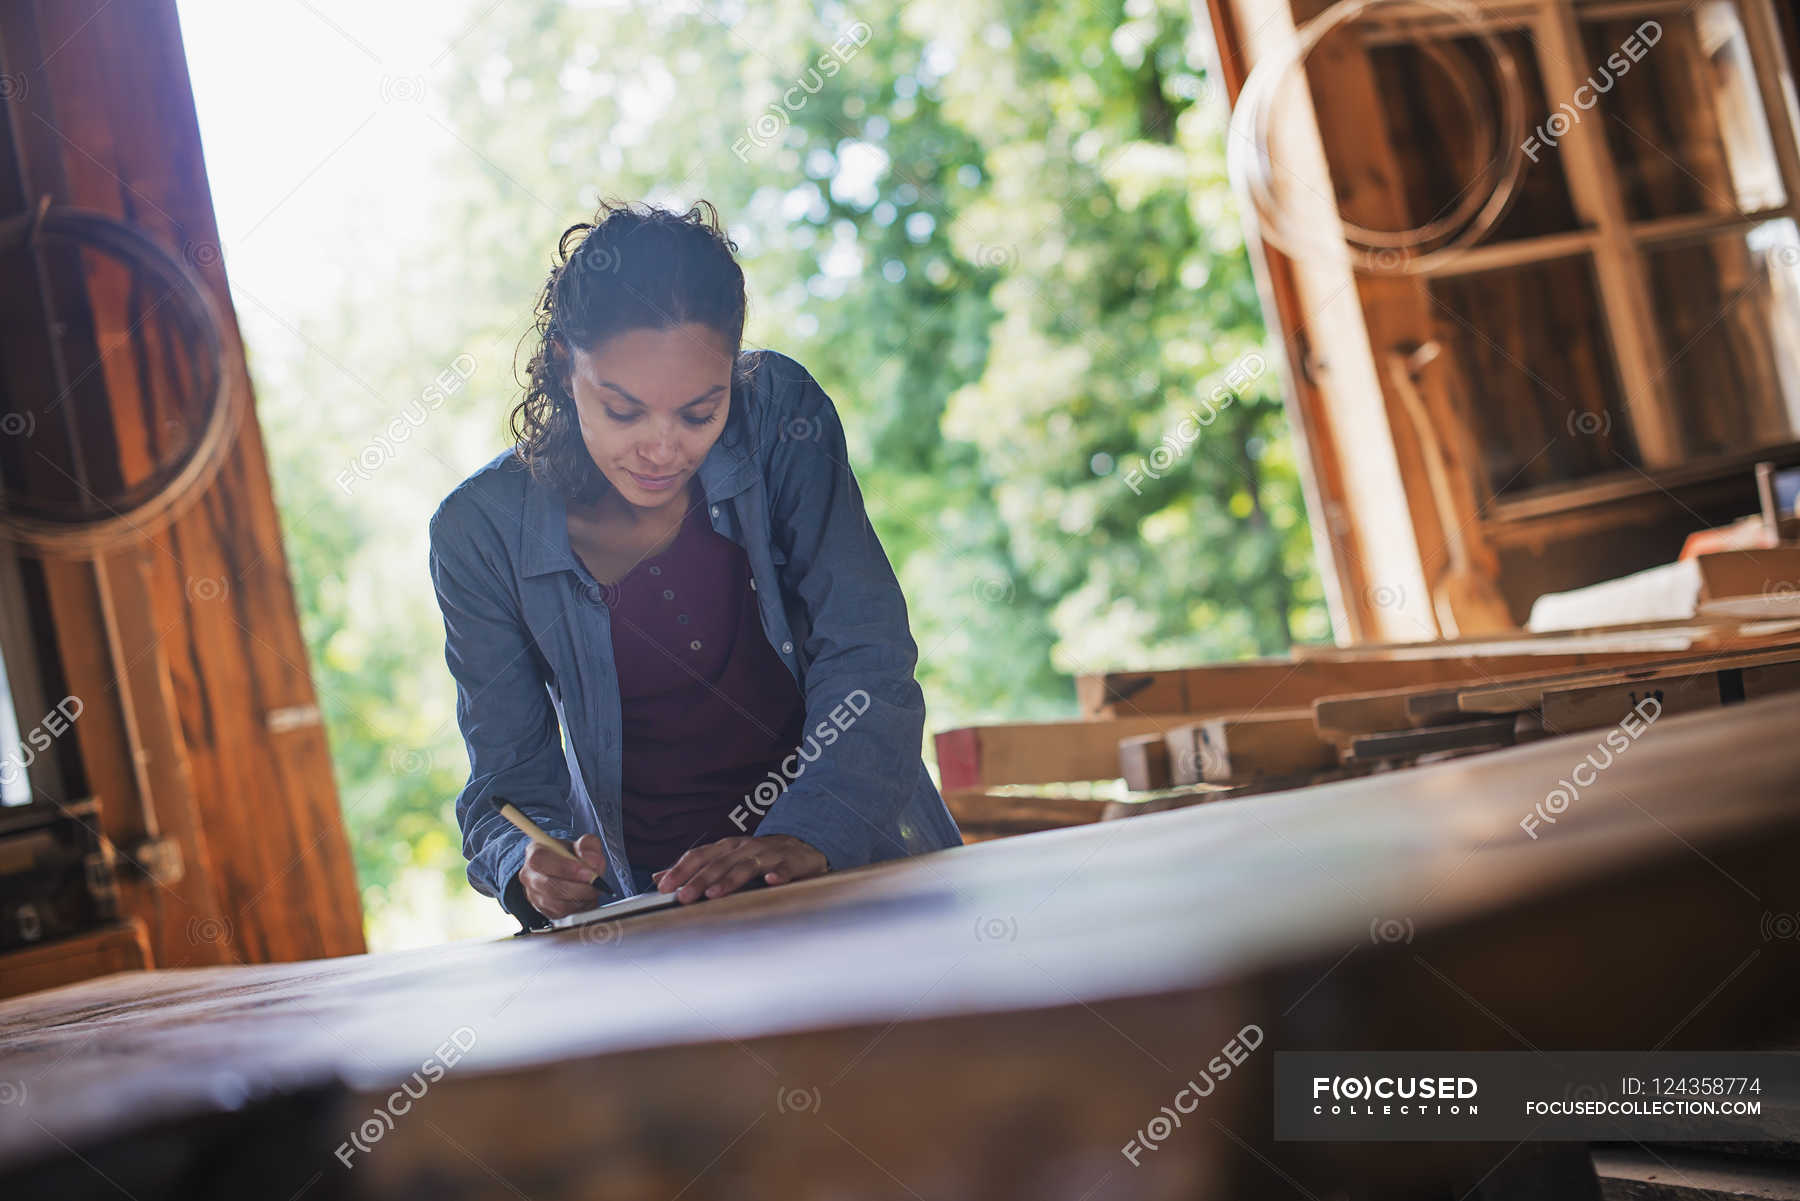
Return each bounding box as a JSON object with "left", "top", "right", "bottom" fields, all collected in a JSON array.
[{"left": 517, "top": 833, "right": 611, "bottom": 918}]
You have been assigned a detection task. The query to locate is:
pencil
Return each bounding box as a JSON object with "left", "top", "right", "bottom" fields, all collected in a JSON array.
[{"left": 489, "top": 795, "right": 607, "bottom": 891}]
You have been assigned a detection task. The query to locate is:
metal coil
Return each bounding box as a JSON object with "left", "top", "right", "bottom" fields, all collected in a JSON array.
[
  {"left": 1227, "top": 0, "right": 1528, "bottom": 274},
  {"left": 0, "top": 201, "right": 235, "bottom": 555}
]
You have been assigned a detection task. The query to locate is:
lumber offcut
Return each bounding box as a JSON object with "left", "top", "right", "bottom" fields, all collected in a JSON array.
[
  {"left": 1166, "top": 711, "right": 1338, "bottom": 785},
  {"left": 1078, "top": 648, "right": 1687, "bottom": 719}
]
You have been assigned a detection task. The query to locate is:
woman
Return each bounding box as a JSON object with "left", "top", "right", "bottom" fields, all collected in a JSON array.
[{"left": 429, "top": 199, "right": 963, "bottom": 930}]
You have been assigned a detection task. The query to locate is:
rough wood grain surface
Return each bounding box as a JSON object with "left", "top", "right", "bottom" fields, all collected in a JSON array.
[{"left": 3, "top": 697, "right": 1799, "bottom": 1197}]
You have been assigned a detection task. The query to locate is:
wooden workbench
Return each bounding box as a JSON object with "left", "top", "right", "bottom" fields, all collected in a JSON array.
[{"left": 4, "top": 696, "right": 1800, "bottom": 1199}]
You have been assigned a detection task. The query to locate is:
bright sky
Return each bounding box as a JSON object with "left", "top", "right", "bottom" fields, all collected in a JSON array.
[
  {"left": 177, "top": 0, "right": 893, "bottom": 311},
  {"left": 174, "top": 0, "right": 477, "bottom": 317}
]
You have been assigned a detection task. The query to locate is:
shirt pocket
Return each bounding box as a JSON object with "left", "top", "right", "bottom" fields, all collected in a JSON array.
[{"left": 766, "top": 543, "right": 791, "bottom": 611}]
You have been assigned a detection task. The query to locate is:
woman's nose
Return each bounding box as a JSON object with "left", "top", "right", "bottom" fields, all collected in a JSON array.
[{"left": 640, "top": 430, "right": 679, "bottom": 466}]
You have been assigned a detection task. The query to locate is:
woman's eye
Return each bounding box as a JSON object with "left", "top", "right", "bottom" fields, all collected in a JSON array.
[{"left": 599, "top": 407, "right": 718, "bottom": 426}]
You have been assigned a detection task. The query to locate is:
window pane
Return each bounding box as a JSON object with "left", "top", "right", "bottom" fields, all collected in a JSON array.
[
  {"left": 1431, "top": 253, "right": 1640, "bottom": 496},
  {"left": 0, "top": 647, "right": 30, "bottom": 807},
  {"left": 1642, "top": 218, "right": 1800, "bottom": 458},
  {"left": 1580, "top": 3, "right": 1784, "bottom": 220}
]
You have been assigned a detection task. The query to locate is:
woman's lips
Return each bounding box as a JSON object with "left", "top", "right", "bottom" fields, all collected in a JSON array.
[{"left": 628, "top": 470, "right": 680, "bottom": 490}]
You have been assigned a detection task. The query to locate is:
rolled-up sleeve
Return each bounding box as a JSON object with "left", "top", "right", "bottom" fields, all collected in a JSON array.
[
  {"left": 428, "top": 497, "right": 573, "bottom": 926},
  {"left": 749, "top": 356, "right": 927, "bottom": 872}
]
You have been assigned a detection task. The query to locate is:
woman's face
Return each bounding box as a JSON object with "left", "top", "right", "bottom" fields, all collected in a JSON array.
[{"left": 565, "top": 323, "right": 733, "bottom": 514}]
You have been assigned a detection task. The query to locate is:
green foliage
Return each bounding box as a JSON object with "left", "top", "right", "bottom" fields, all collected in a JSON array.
[{"left": 252, "top": 0, "right": 1326, "bottom": 944}]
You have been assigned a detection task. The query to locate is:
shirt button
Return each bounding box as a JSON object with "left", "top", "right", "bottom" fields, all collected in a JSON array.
[
  {"left": 662, "top": 589, "right": 674, "bottom": 600},
  {"left": 584, "top": 583, "right": 601, "bottom": 603},
  {"left": 677, "top": 614, "right": 689, "bottom": 624},
  {"left": 649, "top": 565, "right": 661, "bottom": 576},
  {"left": 710, "top": 506, "right": 719, "bottom": 518},
  {"left": 749, "top": 578, "right": 757, "bottom": 591},
  {"left": 781, "top": 640, "right": 793, "bottom": 653},
  {"left": 689, "top": 639, "right": 702, "bottom": 651}
]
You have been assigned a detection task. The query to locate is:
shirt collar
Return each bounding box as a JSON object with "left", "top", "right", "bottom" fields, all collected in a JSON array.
[{"left": 517, "top": 414, "right": 756, "bottom": 579}]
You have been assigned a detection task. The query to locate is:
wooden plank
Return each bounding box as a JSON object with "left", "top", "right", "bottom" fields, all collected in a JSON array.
[
  {"left": 1694, "top": 547, "right": 1800, "bottom": 603},
  {"left": 1101, "top": 788, "right": 1232, "bottom": 821},
  {"left": 1380, "top": 638, "right": 1800, "bottom": 725},
  {"left": 0, "top": 921, "right": 150, "bottom": 1002},
  {"left": 1165, "top": 711, "right": 1336, "bottom": 785},
  {"left": 1456, "top": 644, "right": 1800, "bottom": 719},
  {"left": 943, "top": 792, "right": 1109, "bottom": 836},
  {"left": 1101, "top": 765, "right": 1374, "bottom": 819},
  {"left": 1077, "top": 648, "right": 1670, "bottom": 719},
  {"left": 1745, "top": 660, "right": 1800, "bottom": 700},
  {"left": 1348, "top": 716, "right": 1519, "bottom": 763},
  {"left": 1196, "top": 713, "right": 1338, "bottom": 783},
  {"left": 1118, "top": 733, "right": 1171, "bottom": 792},
  {"left": 1313, "top": 687, "right": 1421, "bottom": 738},
  {"left": 1540, "top": 674, "right": 1729, "bottom": 735},
  {"left": 1539, "top": 656, "right": 1800, "bottom": 734},
  {"left": 934, "top": 717, "right": 1175, "bottom": 792},
  {"left": 1701, "top": 593, "right": 1800, "bottom": 619},
  {"left": 1312, "top": 654, "right": 1667, "bottom": 735},
  {"left": 1289, "top": 614, "right": 1800, "bottom": 659},
  {"left": 1166, "top": 725, "right": 1206, "bottom": 786},
  {"left": 1337, "top": 630, "right": 1800, "bottom": 736},
  {"left": 1073, "top": 670, "right": 1189, "bottom": 718},
  {"left": 1287, "top": 621, "right": 1706, "bottom": 659},
  {"left": 1316, "top": 635, "right": 1800, "bottom": 733}
]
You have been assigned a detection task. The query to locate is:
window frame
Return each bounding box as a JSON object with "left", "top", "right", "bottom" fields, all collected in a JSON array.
[{"left": 1381, "top": 0, "right": 1800, "bottom": 511}]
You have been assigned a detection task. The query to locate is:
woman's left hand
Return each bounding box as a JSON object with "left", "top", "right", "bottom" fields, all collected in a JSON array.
[{"left": 652, "top": 834, "right": 828, "bottom": 902}]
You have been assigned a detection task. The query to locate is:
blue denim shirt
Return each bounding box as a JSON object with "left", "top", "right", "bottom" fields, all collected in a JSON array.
[{"left": 428, "top": 349, "right": 963, "bottom": 926}]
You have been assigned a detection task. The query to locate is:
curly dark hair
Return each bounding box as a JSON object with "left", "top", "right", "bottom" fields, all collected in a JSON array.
[{"left": 511, "top": 197, "right": 753, "bottom": 505}]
